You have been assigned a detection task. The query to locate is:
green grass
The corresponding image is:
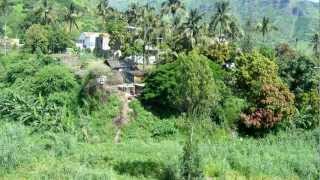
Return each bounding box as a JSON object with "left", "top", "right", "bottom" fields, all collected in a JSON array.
[
  {"left": 0, "top": 52, "right": 319, "bottom": 179},
  {"left": 0, "top": 100, "right": 319, "bottom": 179}
]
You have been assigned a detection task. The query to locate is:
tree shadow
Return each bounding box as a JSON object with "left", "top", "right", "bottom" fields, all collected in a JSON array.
[
  {"left": 139, "top": 98, "right": 180, "bottom": 119},
  {"left": 113, "top": 160, "right": 177, "bottom": 180}
]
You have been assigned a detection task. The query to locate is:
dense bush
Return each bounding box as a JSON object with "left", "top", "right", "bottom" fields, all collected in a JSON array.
[
  {"left": 0, "top": 54, "right": 79, "bottom": 130},
  {"left": 143, "top": 51, "right": 219, "bottom": 116},
  {"left": 33, "top": 65, "right": 78, "bottom": 97},
  {"left": 0, "top": 90, "right": 75, "bottom": 131},
  {"left": 4, "top": 58, "right": 39, "bottom": 84},
  {"left": 48, "top": 27, "right": 74, "bottom": 53},
  {"left": 25, "top": 24, "right": 49, "bottom": 53},
  {"left": 212, "top": 96, "right": 247, "bottom": 127},
  {"left": 277, "top": 54, "right": 320, "bottom": 129},
  {"left": 25, "top": 24, "right": 73, "bottom": 54},
  {"left": 204, "top": 43, "right": 234, "bottom": 64},
  {"left": 235, "top": 52, "right": 295, "bottom": 129},
  {"left": 151, "top": 119, "right": 177, "bottom": 138},
  {"left": 279, "top": 55, "right": 316, "bottom": 94},
  {"left": 294, "top": 90, "right": 320, "bottom": 129},
  {"left": 207, "top": 61, "right": 247, "bottom": 127}
]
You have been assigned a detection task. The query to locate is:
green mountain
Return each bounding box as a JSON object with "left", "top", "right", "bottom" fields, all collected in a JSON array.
[
  {"left": 1, "top": 0, "right": 319, "bottom": 46},
  {"left": 109, "top": 0, "right": 320, "bottom": 43}
]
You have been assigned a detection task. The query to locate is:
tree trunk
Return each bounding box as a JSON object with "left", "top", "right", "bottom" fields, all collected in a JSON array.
[
  {"left": 143, "top": 26, "right": 148, "bottom": 72},
  {"left": 4, "top": 21, "right": 7, "bottom": 56},
  {"left": 219, "top": 25, "right": 222, "bottom": 42}
]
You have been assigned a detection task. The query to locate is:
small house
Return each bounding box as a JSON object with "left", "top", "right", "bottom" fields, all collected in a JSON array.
[
  {"left": 105, "top": 58, "right": 145, "bottom": 84},
  {"left": 76, "top": 32, "right": 111, "bottom": 51},
  {"left": 0, "top": 37, "right": 22, "bottom": 48}
]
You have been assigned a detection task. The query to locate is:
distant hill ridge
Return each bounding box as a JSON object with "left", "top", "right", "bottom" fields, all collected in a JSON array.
[{"left": 109, "top": 0, "right": 319, "bottom": 43}]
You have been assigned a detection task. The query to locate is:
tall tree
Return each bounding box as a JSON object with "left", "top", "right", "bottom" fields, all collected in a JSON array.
[
  {"left": 125, "top": 3, "right": 141, "bottom": 25},
  {"left": 241, "top": 19, "right": 255, "bottom": 53},
  {"left": 179, "top": 8, "right": 203, "bottom": 51},
  {"left": 34, "top": 0, "right": 56, "bottom": 25},
  {"left": 210, "top": 1, "right": 232, "bottom": 41},
  {"left": 0, "top": 0, "right": 14, "bottom": 55},
  {"left": 311, "top": 33, "right": 320, "bottom": 60},
  {"left": 227, "top": 21, "right": 242, "bottom": 42},
  {"left": 138, "top": 4, "right": 157, "bottom": 70},
  {"left": 64, "top": 3, "right": 79, "bottom": 32},
  {"left": 161, "top": 0, "right": 184, "bottom": 18},
  {"left": 256, "top": 16, "right": 277, "bottom": 42},
  {"left": 97, "top": 0, "right": 114, "bottom": 19}
]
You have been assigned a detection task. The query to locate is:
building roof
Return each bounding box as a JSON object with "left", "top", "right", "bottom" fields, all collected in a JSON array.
[
  {"left": 127, "top": 70, "right": 145, "bottom": 77},
  {"left": 80, "top": 32, "right": 110, "bottom": 37},
  {"left": 105, "top": 59, "right": 137, "bottom": 70}
]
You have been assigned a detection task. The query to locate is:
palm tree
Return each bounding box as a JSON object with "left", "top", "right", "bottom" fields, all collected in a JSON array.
[
  {"left": 125, "top": 3, "right": 141, "bottom": 25},
  {"left": 97, "top": 0, "right": 114, "bottom": 19},
  {"left": 311, "top": 33, "right": 320, "bottom": 59},
  {"left": 64, "top": 3, "right": 79, "bottom": 32},
  {"left": 241, "top": 19, "right": 255, "bottom": 53},
  {"left": 34, "top": 0, "right": 55, "bottom": 25},
  {"left": 180, "top": 8, "right": 203, "bottom": 50},
  {"left": 135, "top": 4, "right": 157, "bottom": 70},
  {"left": 227, "top": 21, "right": 242, "bottom": 42},
  {"left": 210, "top": 1, "right": 232, "bottom": 41},
  {"left": 161, "top": 0, "right": 184, "bottom": 18},
  {"left": 0, "top": 0, "right": 14, "bottom": 55},
  {"left": 256, "top": 16, "right": 277, "bottom": 42}
]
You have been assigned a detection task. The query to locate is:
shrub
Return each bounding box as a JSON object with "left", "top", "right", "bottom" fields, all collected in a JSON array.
[
  {"left": 212, "top": 96, "right": 247, "bottom": 127},
  {"left": 143, "top": 51, "right": 219, "bottom": 116},
  {"left": 279, "top": 55, "right": 315, "bottom": 94},
  {"left": 4, "top": 58, "right": 39, "bottom": 84},
  {"left": 235, "top": 52, "right": 295, "bottom": 130},
  {"left": 33, "top": 65, "right": 78, "bottom": 96},
  {"left": 259, "top": 45, "right": 276, "bottom": 60},
  {"left": 275, "top": 43, "right": 297, "bottom": 60},
  {"left": 151, "top": 119, "right": 177, "bottom": 138},
  {"left": 235, "top": 52, "right": 280, "bottom": 95},
  {"left": 180, "top": 133, "right": 203, "bottom": 180},
  {"left": 25, "top": 24, "right": 49, "bottom": 53},
  {"left": 294, "top": 90, "right": 320, "bottom": 129},
  {"left": 48, "top": 27, "right": 73, "bottom": 53},
  {"left": 25, "top": 25, "right": 73, "bottom": 54},
  {"left": 1, "top": 54, "right": 59, "bottom": 85},
  {"left": 0, "top": 90, "right": 75, "bottom": 131},
  {"left": 277, "top": 55, "right": 319, "bottom": 129},
  {"left": 204, "top": 43, "right": 233, "bottom": 64}
]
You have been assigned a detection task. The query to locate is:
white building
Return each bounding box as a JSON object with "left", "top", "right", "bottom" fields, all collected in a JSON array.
[
  {"left": 76, "top": 32, "right": 111, "bottom": 51},
  {"left": 124, "top": 55, "right": 157, "bottom": 65}
]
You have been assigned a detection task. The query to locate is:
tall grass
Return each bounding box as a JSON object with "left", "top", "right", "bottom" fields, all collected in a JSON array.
[{"left": 0, "top": 120, "right": 319, "bottom": 179}]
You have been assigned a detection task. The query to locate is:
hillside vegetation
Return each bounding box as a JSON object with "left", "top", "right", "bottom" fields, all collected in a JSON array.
[
  {"left": 0, "top": 0, "right": 320, "bottom": 179},
  {"left": 1, "top": 0, "right": 319, "bottom": 45}
]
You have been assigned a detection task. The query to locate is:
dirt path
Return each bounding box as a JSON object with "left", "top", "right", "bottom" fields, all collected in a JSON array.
[{"left": 113, "top": 92, "right": 132, "bottom": 143}]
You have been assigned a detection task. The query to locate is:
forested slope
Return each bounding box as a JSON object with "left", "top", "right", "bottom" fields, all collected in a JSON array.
[{"left": 1, "top": 0, "right": 319, "bottom": 45}]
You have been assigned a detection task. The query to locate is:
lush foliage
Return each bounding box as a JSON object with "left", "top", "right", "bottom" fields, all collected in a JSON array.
[
  {"left": 143, "top": 51, "right": 218, "bottom": 116},
  {"left": 235, "top": 52, "right": 295, "bottom": 130},
  {"left": 0, "top": 0, "right": 319, "bottom": 179},
  {"left": 0, "top": 54, "right": 79, "bottom": 130},
  {"left": 180, "top": 133, "right": 203, "bottom": 180},
  {"left": 25, "top": 24, "right": 73, "bottom": 54},
  {"left": 25, "top": 24, "right": 49, "bottom": 53}
]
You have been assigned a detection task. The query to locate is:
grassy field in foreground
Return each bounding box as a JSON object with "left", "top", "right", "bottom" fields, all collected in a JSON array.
[{"left": 0, "top": 117, "right": 319, "bottom": 180}]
